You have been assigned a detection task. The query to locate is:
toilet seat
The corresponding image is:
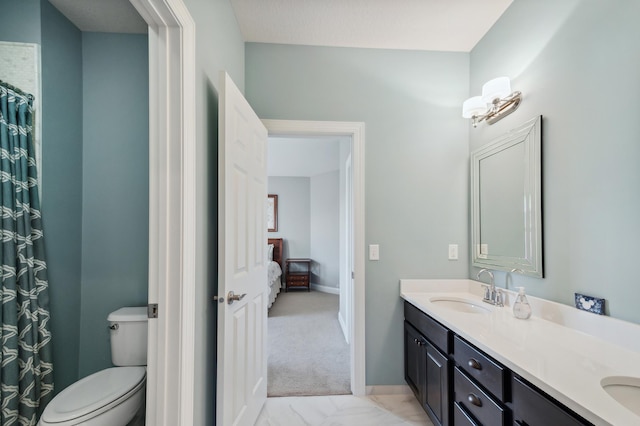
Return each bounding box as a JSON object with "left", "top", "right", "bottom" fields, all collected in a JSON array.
[{"left": 40, "top": 367, "right": 146, "bottom": 425}]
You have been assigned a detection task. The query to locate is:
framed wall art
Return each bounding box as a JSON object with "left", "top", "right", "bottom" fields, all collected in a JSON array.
[{"left": 267, "top": 194, "right": 278, "bottom": 232}]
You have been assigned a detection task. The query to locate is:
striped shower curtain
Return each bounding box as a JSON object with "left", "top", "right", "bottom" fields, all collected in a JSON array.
[{"left": 0, "top": 81, "right": 53, "bottom": 425}]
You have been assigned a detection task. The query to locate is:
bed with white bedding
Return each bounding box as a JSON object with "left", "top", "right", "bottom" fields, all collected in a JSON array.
[{"left": 267, "top": 238, "right": 283, "bottom": 309}]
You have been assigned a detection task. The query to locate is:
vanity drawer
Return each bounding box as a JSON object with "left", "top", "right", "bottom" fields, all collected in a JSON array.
[
  {"left": 454, "top": 336, "right": 506, "bottom": 401},
  {"left": 404, "top": 301, "right": 451, "bottom": 353},
  {"left": 454, "top": 402, "right": 479, "bottom": 426},
  {"left": 512, "top": 375, "right": 590, "bottom": 426},
  {"left": 454, "top": 367, "right": 506, "bottom": 426}
]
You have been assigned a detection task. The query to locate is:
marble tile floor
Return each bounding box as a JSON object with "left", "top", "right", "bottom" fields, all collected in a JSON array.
[{"left": 255, "top": 394, "right": 434, "bottom": 426}]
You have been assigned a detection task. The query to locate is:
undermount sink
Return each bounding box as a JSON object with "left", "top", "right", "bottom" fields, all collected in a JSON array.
[
  {"left": 601, "top": 376, "right": 640, "bottom": 416},
  {"left": 429, "top": 296, "right": 492, "bottom": 314}
]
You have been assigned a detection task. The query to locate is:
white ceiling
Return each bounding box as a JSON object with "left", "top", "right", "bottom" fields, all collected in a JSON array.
[
  {"left": 48, "top": 0, "right": 513, "bottom": 52},
  {"left": 231, "top": 0, "right": 513, "bottom": 52},
  {"left": 49, "top": 0, "right": 147, "bottom": 34}
]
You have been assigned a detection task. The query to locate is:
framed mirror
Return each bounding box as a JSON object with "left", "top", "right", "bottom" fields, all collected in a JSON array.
[{"left": 471, "top": 116, "right": 543, "bottom": 277}]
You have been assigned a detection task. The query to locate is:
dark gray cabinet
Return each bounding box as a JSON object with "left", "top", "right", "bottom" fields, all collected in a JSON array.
[
  {"left": 454, "top": 401, "right": 479, "bottom": 426},
  {"left": 512, "top": 375, "right": 587, "bottom": 426},
  {"left": 403, "top": 301, "right": 592, "bottom": 426},
  {"left": 404, "top": 303, "right": 451, "bottom": 426},
  {"left": 454, "top": 366, "right": 507, "bottom": 425},
  {"left": 425, "top": 342, "right": 449, "bottom": 424},
  {"left": 453, "top": 336, "right": 507, "bottom": 401},
  {"left": 404, "top": 321, "right": 425, "bottom": 400},
  {"left": 453, "top": 335, "right": 509, "bottom": 424}
]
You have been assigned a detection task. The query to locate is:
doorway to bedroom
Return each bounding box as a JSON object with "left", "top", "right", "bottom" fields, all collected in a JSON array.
[{"left": 266, "top": 133, "right": 354, "bottom": 397}]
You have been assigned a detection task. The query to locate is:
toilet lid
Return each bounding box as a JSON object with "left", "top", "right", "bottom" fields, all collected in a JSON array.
[{"left": 41, "top": 367, "right": 146, "bottom": 424}]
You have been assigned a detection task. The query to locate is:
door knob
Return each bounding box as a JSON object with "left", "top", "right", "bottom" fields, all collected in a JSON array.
[{"left": 227, "top": 291, "right": 247, "bottom": 305}]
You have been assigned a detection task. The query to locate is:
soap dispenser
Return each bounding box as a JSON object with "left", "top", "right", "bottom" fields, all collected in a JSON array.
[{"left": 513, "top": 287, "right": 532, "bottom": 320}]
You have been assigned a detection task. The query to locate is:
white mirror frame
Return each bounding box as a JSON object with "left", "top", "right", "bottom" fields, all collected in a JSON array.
[{"left": 471, "top": 115, "right": 543, "bottom": 277}]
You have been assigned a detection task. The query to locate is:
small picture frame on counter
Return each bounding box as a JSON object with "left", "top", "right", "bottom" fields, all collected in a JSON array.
[{"left": 574, "top": 293, "right": 605, "bottom": 315}]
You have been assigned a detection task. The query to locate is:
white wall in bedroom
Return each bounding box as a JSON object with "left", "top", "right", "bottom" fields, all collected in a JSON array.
[
  {"left": 267, "top": 176, "right": 311, "bottom": 262},
  {"left": 267, "top": 173, "right": 341, "bottom": 291},
  {"left": 310, "top": 170, "right": 340, "bottom": 290}
]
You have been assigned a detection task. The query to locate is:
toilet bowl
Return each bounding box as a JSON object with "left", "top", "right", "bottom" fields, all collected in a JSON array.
[
  {"left": 39, "top": 367, "right": 146, "bottom": 426},
  {"left": 39, "top": 307, "right": 148, "bottom": 426}
]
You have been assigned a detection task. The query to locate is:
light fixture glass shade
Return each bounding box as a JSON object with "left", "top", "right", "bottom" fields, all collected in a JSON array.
[
  {"left": 481, "top": 77, "right": 511, "bottom": 103},
  {"left": 462, "top": 96, "right": 486, "bottom": 118}
]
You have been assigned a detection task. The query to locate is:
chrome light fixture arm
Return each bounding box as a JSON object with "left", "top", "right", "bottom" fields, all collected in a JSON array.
[
  {"left": 471, "top": 91, "right": 522, "bottom": 127},
  {"left": 463, "top": 76, "right": 523, "bottom": 128}
]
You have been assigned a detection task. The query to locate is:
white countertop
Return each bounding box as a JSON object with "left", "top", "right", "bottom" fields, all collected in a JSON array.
[{"left": 400, "top": 279, "right": 640, "bottom": 426}]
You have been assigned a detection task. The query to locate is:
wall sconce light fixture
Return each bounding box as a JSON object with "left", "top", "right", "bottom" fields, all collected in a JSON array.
[{"left": 462, "top": 77, "right": 522, "bottom": 127}]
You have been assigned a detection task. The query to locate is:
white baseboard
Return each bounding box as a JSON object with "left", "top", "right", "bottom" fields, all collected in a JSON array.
[
  {"left": 310, "top": 283, "right": 340, "bottom": 295},
  {"left": 365, "top": 385, "right": 413, "bottom": 395}
]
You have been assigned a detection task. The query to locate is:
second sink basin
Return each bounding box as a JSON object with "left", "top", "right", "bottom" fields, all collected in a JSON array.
[
  {"left": 601, "top": 376, "right": 640, "bottom": 416},
  {"left": 429, "top": 296, "right": 492, "bottom": 314}
]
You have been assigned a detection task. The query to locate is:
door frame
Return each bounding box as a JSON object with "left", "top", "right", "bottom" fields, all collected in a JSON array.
[
  {"left": 128, "top": 0, "right": 196, "bottom": 424},
  {"left": 263, "top": 119, "right": 366, "bottom": 396},
  {"left": 341, "top": 153, "right": 353, "bottom": 344}
]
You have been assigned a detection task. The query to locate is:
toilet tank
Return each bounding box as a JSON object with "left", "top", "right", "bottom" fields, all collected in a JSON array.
[{"left": 108, "top": 307, "right": 148, "bottom": 366}]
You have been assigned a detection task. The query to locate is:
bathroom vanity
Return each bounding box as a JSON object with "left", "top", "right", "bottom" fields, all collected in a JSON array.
[
  {"left": 405, "top": 301, "right": 585, "bottom": 425},
  {"left": 401, "top": 279, "right": 640, "bottom": 426}
]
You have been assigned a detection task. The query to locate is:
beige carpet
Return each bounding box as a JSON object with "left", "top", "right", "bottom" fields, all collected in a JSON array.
[{"left": 267, "top": 290, "right": 351, "bottom": 397}]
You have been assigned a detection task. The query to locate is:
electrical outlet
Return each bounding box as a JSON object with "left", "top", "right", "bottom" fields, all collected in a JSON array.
[{"left": 448, "top": 244, "right": 458, "bottom": 260}]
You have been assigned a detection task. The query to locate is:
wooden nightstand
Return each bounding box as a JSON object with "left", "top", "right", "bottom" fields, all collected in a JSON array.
[{"left": 285, "top": 258, "right": 311, "bottom": 291}]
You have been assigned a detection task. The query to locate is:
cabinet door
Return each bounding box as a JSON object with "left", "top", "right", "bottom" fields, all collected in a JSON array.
[
  {"left": 425, "top": 342, "right": 450, "bottom": 426},
  {"left": 404, "top": 321, "right": 426, "bottom": 401}
]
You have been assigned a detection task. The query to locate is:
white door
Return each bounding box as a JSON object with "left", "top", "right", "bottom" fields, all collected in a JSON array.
[{"left": 217, "top": 71, "right": 268, "bottom": 426}]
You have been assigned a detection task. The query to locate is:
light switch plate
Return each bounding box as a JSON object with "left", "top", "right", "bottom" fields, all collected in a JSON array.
[{"left": 369, "top": 244, "right": 380, "bottom": 261}]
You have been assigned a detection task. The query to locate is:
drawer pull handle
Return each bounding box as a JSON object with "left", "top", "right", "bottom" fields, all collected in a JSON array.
[
  {"left": 467, "top": 393, "right": 482, "bottom": 407},
  {"left": 468, "top": 358, "right": 482, "bottom": 370}
]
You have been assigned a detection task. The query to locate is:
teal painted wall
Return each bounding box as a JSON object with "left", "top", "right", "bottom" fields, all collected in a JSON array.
[
  {"left": 4, "top": 1, "right": 244, "bottom": 421},
  {"left": 1, "top": 1, "right": 150, "bottom": 393},
  {"left": 78, "top": 32, "right": 149, "bottom": 377},
  {"left": 181, "top": 0, "right": 245, "bottom": 423},
  {"left": 40, "top": 0, "right": 84, "bottom": 393},
  {"left": 0, "top": 0, "right": 40, "bottom": 42},
  {"left": 246, "top": 44, "right": 470, "bottom": 385},
  {"left": 469, "top": 0, "right": 640, "bottom": 324},
  {"left": 1, "top": 0, "right": 85, "bottom": 394}
]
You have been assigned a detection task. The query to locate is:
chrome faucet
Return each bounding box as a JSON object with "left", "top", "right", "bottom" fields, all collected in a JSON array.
[{"left": 476, "top": 268, "right": 503, "bottom": 306}]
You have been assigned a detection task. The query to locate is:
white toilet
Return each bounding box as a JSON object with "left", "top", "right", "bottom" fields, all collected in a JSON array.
[{"left": 39, "top": 307, "right": 148, "bottom": 426}]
